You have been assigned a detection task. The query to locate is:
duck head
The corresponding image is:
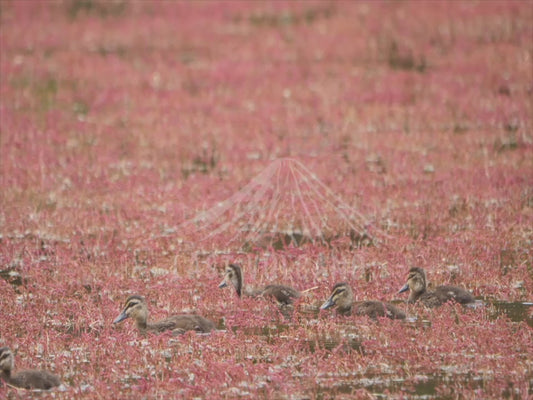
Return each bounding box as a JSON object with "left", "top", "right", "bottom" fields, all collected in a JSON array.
[
  {"left": 218, "top": 264, "right": 243, "bottom": 297},
  {"left": 321, "top": 282, "right": 354, "bottom": 312},
  {"left": 113, "top": 295, "right": 148, "bottom": 325},
  {"left": 0, "top": 347, "right": 14, "bottom": 373},
  {"left": 399, "top": 267, "right": 427, "bottom": 294}
]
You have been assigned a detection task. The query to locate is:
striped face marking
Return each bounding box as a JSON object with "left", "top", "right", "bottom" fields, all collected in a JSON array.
[
  {"left": 219, "top": 268, "right": 234, "bottom": 288},
  {"left": 225, "top": 268, "right": 234, "bottom": 279},
  {"left": 114, "top": 296, "right": 145, "bottom": 324},
  {"left": 321, "top": 283, "right": 349, "bottom": 310},
  {"left": 400, "top": 268, "right": 427, "bottom": 294},
  {"left": 408, "top": 269, "right": 425, "bottom": 287},
  {"left": 330, "top": 283, "right": 349, "bottom": 303},
  {"left": 219, "top": 264, "right": 242, "bottom": 296},
  {"left": 125, "top": 298, "right": 142, "bottom": 311},
  {"left": 0, "top": 347, "right": 14, "bottom": 370},
  {"left": 0, "top": 348, "right": 11, "bottom": 361}
]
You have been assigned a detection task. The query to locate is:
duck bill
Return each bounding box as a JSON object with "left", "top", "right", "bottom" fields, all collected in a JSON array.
[
  {"left": 113, "top": 311, "right": 129, "bottom": 324},
  {"left": 218, "top": 279, "right": 228, "bottom": 289},
  {"left": 320, "top": 297, "right": 335, "bottom": 310},
  {"left": 398, "top": 283, "right": 410, "bottom": 294}
]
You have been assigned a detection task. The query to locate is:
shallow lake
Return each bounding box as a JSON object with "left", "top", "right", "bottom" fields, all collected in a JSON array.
[{"left": 228, "top": 300, "right": 532, "bottom": 399}]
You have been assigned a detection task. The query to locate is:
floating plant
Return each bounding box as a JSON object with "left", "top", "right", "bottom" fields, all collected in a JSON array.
[{"left": 0, "top": 1, "right": 531, "bottom": 399}]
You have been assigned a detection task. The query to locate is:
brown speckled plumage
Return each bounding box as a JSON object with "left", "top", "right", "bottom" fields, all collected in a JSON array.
[
  {"left": 113, "top": 295, "right": 215, "bottom": 335},
  {"left": 0, "top": 347, "right": 61, "bottom": 390},
  {"left": 218, "top": 264, "right": 301, "bottom": 305},
  {"left": 321, "top": 282, "right": 406, "bottom": 320},
  {"left": 399, "top": 267, "right": 475, "bottom": 307}
]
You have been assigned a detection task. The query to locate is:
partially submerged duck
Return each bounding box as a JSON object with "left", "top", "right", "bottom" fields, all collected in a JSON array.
[
  {"left": 399, "top": 267, "right": 475, "bottom": 307},
  {"left": 0, "top": 347, "right": 61, "bottom": 390},
  {"left": 321, "top": 282, "right": 406, "bottom": 320},
  {"left": 113, "top": 295, "right": 215, "bottom": 335},
  {"left": 218, "top": 263, "right": 301, "bottom": 305}
]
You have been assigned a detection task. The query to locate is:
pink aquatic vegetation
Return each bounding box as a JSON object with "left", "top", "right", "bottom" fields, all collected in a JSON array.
[
  {"left": 178, "top": 158, "right": 376, "bottom": 250},
  {"left": 1, "top": 1, "right": 532, "bottom": 399}
]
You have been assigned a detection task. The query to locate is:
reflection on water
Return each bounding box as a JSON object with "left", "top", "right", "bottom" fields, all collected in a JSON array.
[
  {"left": 316, "top": 372, "right": 494, "bottom": 399},
  {"left": 226, "top": 300, "right": 532, "bottom": 398},
  {"left": 489, "top": 301, "right": 533, "bottom": 327},
  {"left": 313, "top": 300, "right": 533, "bottom": 398},
  {"left": 306, "top": 334, "right": 363, "bottom": 353},
  {"left": 316, "top": 367, "right": 533, "bottom": 399}
]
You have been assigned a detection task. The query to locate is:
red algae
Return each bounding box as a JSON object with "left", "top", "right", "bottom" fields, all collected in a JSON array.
[{"left": 1, "top": 1, "right": 532, "bottom": 399}]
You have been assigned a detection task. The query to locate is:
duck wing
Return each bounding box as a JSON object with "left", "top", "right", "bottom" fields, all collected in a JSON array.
[
  {"left": 384, "top": 303, "right": 406, "bottom": 319},
  {"left": 11, "top": 370, "right": 61, "bottom": 390},
  {"left": 262, "top": 285, "right": 301, "bottom": 305},
  {"left": 356, "top": 301, "right": 406, "bottom": 320},
  {"left": 151, "top": 315, "right": 215, "bottom": 334},
  {"left": 434, "top": 285, "right": 475, "bottom": 305},
  {"left": 419, "top": 292, "right": 445, "bottom": 307}
]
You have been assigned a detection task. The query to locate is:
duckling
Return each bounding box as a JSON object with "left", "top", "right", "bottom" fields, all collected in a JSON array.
[
  {"left": 398, "top": 267, "right": 475, "bottom": 307},
  {"left": 0, "top": 347, "right": 61, "bottom": 390},
  {"left": 218, "top": 263, "right": 301, "bottom": 305},
  {"left": 321, "top": 282, "right": 406, "bottom": 320},
  {"left": 113, "top": 295, "right": 215, "bottom": 335}
]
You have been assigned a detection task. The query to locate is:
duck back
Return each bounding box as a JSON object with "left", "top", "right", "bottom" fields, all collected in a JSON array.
[
  {"left": 356, "top": 301, "right": 406, "bottom": 320},
  {"left": 262, "top": 284, "right": 301, "bottom": 305},
  {"left": 147, "top": 315, "right": 215, "bottom": 334},
  {"left": 433, "top": 285, "right": 475, "bottom": 305},
  {"left": 400, "top": 267, "right": 475, "bottom": 308},
  {"left": 3, "top": 370, "right": 61, "bottom": 390}
]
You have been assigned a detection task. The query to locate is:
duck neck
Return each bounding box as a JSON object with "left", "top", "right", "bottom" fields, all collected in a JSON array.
[
  {"left": 1, "top": 369, "right": 11, "bottom": 381},
  {"left": 408, "top": 287, "right": 426, "bottom": 303},
  {"left": 337, "top": 304, "right": 352, "bottom": 316},
  {"left": 230, "top": 272, "right": 242, "bottom": 297},
  {"left": 236, "top": 273, "right": 262, "bottom": 298},
  {"left": 135, "top": 314, "right": 148, "bottom": 333},
  {"left": 235, "top": 270, "right": 262, "bottom": 298},
  {"left": 138, "top": 321, "right": 148, "bottom": 330}
]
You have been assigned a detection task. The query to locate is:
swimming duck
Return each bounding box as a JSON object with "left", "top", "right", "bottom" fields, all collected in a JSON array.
[
  {"left": 398, "top": 267, "right": 475, "bottom": 307},
  {"left": 113, "top": 295, "right": 215, "bottom": 335},
  {"left": 218, "top": 263, "right": 301, "bottom": 305},
  {"left": 321, "top": 282, "right": 406, "bottom": 320},
  {"left": 0, "top": 347, "right": 61, "bottom": 390}
]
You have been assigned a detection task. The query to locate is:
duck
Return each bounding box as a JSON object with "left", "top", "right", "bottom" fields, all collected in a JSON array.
[
  {"left": 321, "top": 282, "right": 406, "bottom": 320},
  {"left": 113, "top": 295, "right": 215, "bottom": 335},
  {"left": 398, "top": 267, "right": 475, "bottom": 307},
  {"left": 218, "top": 263, "right": 301, "bottom": 305},
  {"left": 0, "top": 347, "right": 61, "bottom": 390}
]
